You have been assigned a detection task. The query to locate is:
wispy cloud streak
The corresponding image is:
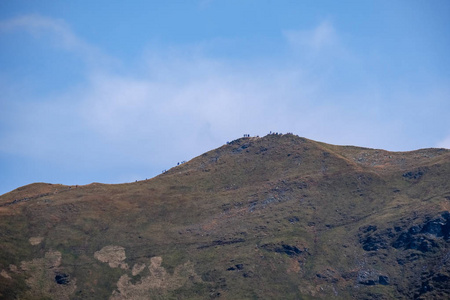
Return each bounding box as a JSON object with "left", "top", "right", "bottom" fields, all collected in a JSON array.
[{"left": 0, "top": 14, "right": 115, "bottom": 67}]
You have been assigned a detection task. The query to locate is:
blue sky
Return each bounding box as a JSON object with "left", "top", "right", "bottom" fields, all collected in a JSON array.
[{"left": 1, "top": 0, "right": 449, "bottom": 194}]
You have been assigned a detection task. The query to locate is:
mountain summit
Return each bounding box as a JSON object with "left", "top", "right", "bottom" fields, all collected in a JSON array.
[{"left": 1, "top": 134, "right": 449, "bottom": 299}]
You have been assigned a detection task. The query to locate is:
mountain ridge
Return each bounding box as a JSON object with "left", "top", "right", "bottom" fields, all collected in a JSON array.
[{"left": 2, "top": 134, "right": 448, "bottom": 199}]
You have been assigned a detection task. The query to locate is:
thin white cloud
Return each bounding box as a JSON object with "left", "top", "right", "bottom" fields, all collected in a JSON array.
[
  {"left": 0, "top": 14, "right": 115, "bottom": 68},
  {"left": 283, "top": 21, "right": 338, "bottom": 51},
  {"left": 437, "top": 136, "right": 450, "bottom": 149}
]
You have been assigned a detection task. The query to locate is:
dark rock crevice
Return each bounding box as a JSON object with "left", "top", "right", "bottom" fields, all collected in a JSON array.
[
  {"left": 261, "top": 243, "right": 303, "bottom": 257},
  {"left": 55, "top": 273, "right": 70, "bottom": 285},
  {"left": 197, "top": 238, "right": 246, "bottom": 249}
]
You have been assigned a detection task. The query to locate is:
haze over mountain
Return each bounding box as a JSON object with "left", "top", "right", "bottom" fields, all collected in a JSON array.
[{"left": 1, "top": 134, "right": 449, "bottom": 299}]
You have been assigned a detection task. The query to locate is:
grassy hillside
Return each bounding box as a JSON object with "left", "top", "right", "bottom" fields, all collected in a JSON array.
[{"left": 1, "top": 134, "right": 449, "bottom": 299}]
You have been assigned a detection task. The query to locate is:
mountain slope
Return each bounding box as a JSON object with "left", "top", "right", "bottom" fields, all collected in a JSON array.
[{"left": 1, "top": 134, "right": 449, "bottom": 299}]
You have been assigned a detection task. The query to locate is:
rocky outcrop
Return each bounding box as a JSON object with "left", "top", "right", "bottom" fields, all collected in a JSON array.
[
  {"left": 94, "top": 245, "right": 129, "bottom": 269},
  {"left": 392, "top": 212, "right": 450, "bottom": 252},
  {"left": 110, "top": 256, "right": 201, "bottom": 300},
  {"left": 261, "top": 243, "right": 304, "bottom": 257},
  {"left": 358, "top": 212, "right": 450, "bottom": 298},
  {"left": 359, "top": 212, "right": 450, "bottom": 254},
  {"left": 402, "top": 167, "right": 428, "bottom": 180}
]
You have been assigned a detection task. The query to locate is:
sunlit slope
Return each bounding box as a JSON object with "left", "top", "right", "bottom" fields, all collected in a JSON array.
[{"left": 1, "top": 134, "right": 449, "bottom": 299}]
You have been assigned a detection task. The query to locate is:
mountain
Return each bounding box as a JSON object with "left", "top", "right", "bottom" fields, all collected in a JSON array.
[{"left": 1, "top": 133, "right": 449, "bottom": 299}]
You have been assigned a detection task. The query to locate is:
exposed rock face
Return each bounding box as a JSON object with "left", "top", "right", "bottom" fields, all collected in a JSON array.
[
  {"left": 261, "top": 243, "right": 304, "bottom": 257},
  {"left": 359, "top": 212, "right": 450, "bottom": 254},
  {"left": 94, "top": 245, "right": 129, "bottom": 269},
  {"left": 0, "top": 269, "right": 11, "bottom": 279},
  {"left": 357, "top": 269, "right": 390, "bottom": 286},
  {"left": 402, "top": 168, "right": 427, "bottom": 180},
  {"left": 110, "top": 256, "right": 201, "bottom": 300},
  {"left": 28, "top": 236, "right": 44, "bottom": 245},
  {"left": 358, "top": 212, "right": 450, "bottom": 298},
  {"left": 132, "top": 263, "right": 146, "bottom": 276}
]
